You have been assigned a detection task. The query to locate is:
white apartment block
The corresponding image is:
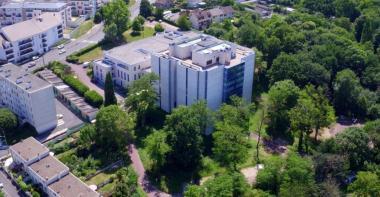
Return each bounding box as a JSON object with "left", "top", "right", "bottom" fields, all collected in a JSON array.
[
  {"left": 0, "top": 63, "right": 57, "bottom": 134},
  {"left": 10, "top": 137, "right": 99, "bottom": 197},
  {"left": 70, "top": 0, "right": 97, "bottom": 17},
  {"left": 0, "top": 2, "right": 71, "bottom": 28},
  {"left": 0, "top": 12, "right": 63, "bottom": 63},
  {"left": 93, "top": 31, "right": 198, "bottom": 88},
  {"left": 151, "top": 34, "right": 255, "bottom": 112}
]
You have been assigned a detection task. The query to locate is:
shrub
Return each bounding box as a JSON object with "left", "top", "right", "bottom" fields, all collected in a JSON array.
[
  {"left": 84, "top": 90, "right": 103, "bottom": 108},
  {"left": 47, "top": 61, "right": 70, "bottom": 77},
  {"left": 66, "top": 44, "right": 99, "bottom": 64},
  {"left": 63, "top": 75, "right": 89, "bottom": 96},
  {"left": 154, "top": 23, "right": 164, "bottom": 32},
  {"left": 66, "top": 54, "right": 79, "bottom": 64}
]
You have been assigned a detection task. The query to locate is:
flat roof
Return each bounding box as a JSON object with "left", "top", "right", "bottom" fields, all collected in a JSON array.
[
  {"left": 10, "top": 137, "right": 49, "bottom": 162},
  {"left": 1, "top": 2, "right": 67, "bottom": 9},
  {"left": 0, "top": 63, "right": 52, "bottom": 92},
  {"left": 106, "top": 31, "right": 199, "bottom": 65},
  {"left": 49, "top": 173, "right": 99, "bottom": 197},
  {"left": 1, "top": 12, "right": 61, "bottom": 42},
  {"left": 29, "top": 155, "right": 69, "bottom": 182}
]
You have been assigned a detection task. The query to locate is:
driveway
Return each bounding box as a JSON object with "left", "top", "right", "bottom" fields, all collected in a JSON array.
[{"left": 0, "top": 169, "right": 24, "bottom": 197}]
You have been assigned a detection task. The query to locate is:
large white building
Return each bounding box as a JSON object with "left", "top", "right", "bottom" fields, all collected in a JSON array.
[
  {"left": 69, "top": 0, "right": 97, "bottom": 17},
  {"left": 0, "top": 63, "right": 57, "bottom": 133},
  {"left": 94, "top": 31, "right": 255, "bottom": 112},
  {"left": 0, "top": 12, "right": 63, "bottom": 63},
  {"left": 0, "top": 2, "right": 71, "bottom": 27},
  {"left": 151, "top": 34, "right": 255, "bottom": 112},
  {"left": 10, "top": 137, "right": 100, "bottom": 197}
]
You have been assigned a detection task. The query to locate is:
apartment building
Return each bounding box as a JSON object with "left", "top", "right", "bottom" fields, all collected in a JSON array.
[
  {"left": 70, "top": 0, "right": 97, "bottom": 17},
  {"left": 151, "top": 34, "right": 255, "bottom": 112},
  {"left": 10, "top": 137, "right": 99, "bottom": 197},
  {"left": 0, "top": 12, "right": 63, "bottom": 63},
  {"left": 0, "top": 63, "right": 57, "bottom": 133},
  {"left": 93, "top": 31, "right": 199, "bottom": 89},
  {"left": 189, "top": 6, "right": 234, "bottom": 30},
  {"left": 0, "top": 2, "right": 71, "bottom": 27}
]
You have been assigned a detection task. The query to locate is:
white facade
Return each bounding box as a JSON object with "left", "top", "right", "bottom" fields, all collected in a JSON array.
[
  {"left": 0, "top": 63, "right": 57, "bottom": 134},
  {"left": 70, "top": 0, "right": 97, "bottom": 17},
  {"left": 0, "top": 2, "right": 71, "bottom": 28},
  {"left": 0, "top": 12, "right": 63, "bottom": 63},
  {"left": 152, "top": 35, "right": 255, "bottom": 112}
]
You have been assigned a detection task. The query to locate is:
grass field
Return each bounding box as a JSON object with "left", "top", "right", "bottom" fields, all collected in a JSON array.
[
  {"left": 123, "top": 27, "right": 155, "bottom": 42},
  {"left": 78, "top": 46, "right": 103, "bottom": 62},
  {"left": 71, "top": 20, "right": 94, "bottom": 39}
]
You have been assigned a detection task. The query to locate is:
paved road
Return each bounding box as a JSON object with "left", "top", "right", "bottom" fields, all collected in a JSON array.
[
  {"left": 0, "top": 170, "right": 23, "bottom": 197},
  {"left": 23, "top": 23, "right": 104, "bottom": 72}
]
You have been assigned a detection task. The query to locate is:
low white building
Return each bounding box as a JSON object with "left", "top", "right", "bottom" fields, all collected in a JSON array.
[
  {"left": 10, "top": 137, "right": 100, "bottom": 197},
  {"left": 0, "top": 63, "right": 57, "bottom": 134},
  {"left": 93, "top": 31, "right": 199, "bottom": 88},
  {"left": 0, "top": 12, "right": 63, "bottom": 63},
  {"left": 0, "top": 2, "right": 71, "bottom": 28},
  {"left": 151, "top": 34, "right": 255, "bottom": 112}
]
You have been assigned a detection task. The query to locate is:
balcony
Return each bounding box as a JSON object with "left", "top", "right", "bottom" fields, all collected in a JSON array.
[
  {"left": 18, "top": 39, "right": 32, "bottom": 46},
  {"left": 20, "top": 48, "right": 33, "bottom": 56},
  {"left": 5, "top": 49, "right": 13, "bottom": 55},
  {"left": 6, "top": 54, "right": 14, "bottom": 60},
  {"left": 19, "top": 43, "right": 33, "bottom": 51},
  {"left": 42, "top": 38, "right": 47, "bottom": 43}
]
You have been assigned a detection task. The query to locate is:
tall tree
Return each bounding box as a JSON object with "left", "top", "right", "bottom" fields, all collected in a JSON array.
[
  {"left": 139, "top": 0, "right": 153, "bottom": 18},
  {"left": 95, "top": 105, "right": 135, "bottom": 151},
  {"left": 102, "top": 0, "right": 129, "bottom": 42},
  {"left": 348, "top": 171, "right": 380, "bottom": 196},
  {"left": 125, "top": 73, "right": 158, "bottom": 127},
  {"left": 177, "top": 15, "right": 191, "bottom": 31},
  {"left": 333, "top": 69, "right": 361, "bottom": 116},
  {"left": 144, "top": 130, "right": 170, "bottom": 172},
  {"left": 267, "top": 80, "right": 300, "bottom": 138},
  {"left": 104, "top": 72, "right": 117, "bottom": 106},
  {"left": 113, "top": 167, "right": 142, "bottom": 197}
]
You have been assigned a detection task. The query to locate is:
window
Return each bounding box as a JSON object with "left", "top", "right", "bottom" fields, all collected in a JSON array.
[{"left": 206, "top": 60, "right": 212, "bottom": 65}]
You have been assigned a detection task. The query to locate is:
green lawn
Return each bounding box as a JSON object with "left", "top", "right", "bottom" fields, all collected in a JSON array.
[
  {"left": 123, "top": 27, "right": 155, "bottom": 42},
  {"left": 249, "top": 93, "right": 269, "bottom": 137},
  {"left": 86, "top": 169, "right": 117, "bottom": 185},
  {"left": 78, "top": 46, "right": 103, "bottom": 62},
  {"left": 71, "top": 20, "right": 94, "bottom": 39}
]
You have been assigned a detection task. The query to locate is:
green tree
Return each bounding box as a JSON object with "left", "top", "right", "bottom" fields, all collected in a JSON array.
[
  {"left": 177, "top": 15, "right": 191, "bottom": 31},
  {"left": 212, "top": 123, "right": 250, "bottom": 170},
  {"left": 217, "top": 96, "right": 254, "bottom": 131},
  {"left": 348, "top": 171, "right": 380, "bottom": 197},
  {"left": 164, "top": 102, "right": 210, "bottom": 170},
  {"left": 0, "top": 108, "right": 17, "bottom": 131},
  {"left": 139, "top": 0, "right": 153, "bottom": 18},
  {"left": 104, "top": 72, "right": 117, "bottom": 106},
  {"left": 78, "top": 124, "right": 96, "bottom": 150},
  {"left": 113, "top": 167, "right": 141, "bottom": 197},
  {"left": 267, "top": 80, "right": 300, "bottom": 138},
  {"left": 203, "top": 173, "right": 251, "bottom": 196},
  {"left": 102, "top": 0, "right": 129, "bottom": 42},
  {"left": 333, "top": 69, "right": 361, "bottom": 116},
  {"left": 184, "top": 185, "right": 206, "bottom": 197},
  {"left": 334, "top": 0, "right": 360, "bottom": 21},
  {"left": 144, "top": 130, "right": 170, "bottom": 171},
  {"left": 95, "top": 105, "right": 135, "bottom": 151},
  {"left": 125, "top": 73, "right": 158, "bottom": 127},
  {"left": 256, "top": 157, "right": 283, "bottom": 194},
  {"left": 131, "top": 18, "right": 143, "bottom": 34},
  {"left": 154, "top": 23, "right": 164, "bottom": 32},
  {"left": 237, "top": 21, "right": 265, "bottom": 49},
  {"left": 154, "top": 8, "right": 164, "bottom": 20}
]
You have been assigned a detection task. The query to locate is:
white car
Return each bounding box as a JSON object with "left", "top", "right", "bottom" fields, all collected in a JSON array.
[
  {"left": 0, "top": 183, "right": 3, "bottom": 188},
  {"left": 28, "top": 61, "right": 36, "bottom": 68},
  {"left": 32, "top": 56, "right": 39, "bottom": 60},
  {"left": 57, "top": 44, "right": 64, "bottom": 49},
  {"left": 59, "top": 49, "right": 66, "bottom": 54},
  {"left": 57, "top": 114, "right": 63, "bottom": 119},
  {"left": 82, "top": 61, "right": 90, "bottom": 68}
]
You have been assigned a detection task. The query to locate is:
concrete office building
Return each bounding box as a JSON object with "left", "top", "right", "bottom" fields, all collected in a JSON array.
[
  {"left": 0, "top": 12, "right": 63, "bottom": 63},
  {"left": 0, "top": 2, "right": 71, "bottom": 27},
  {"left": 151, "top": 34, "right": 255, "bottom": 112},
  {"left": 93, "top": 31, "right": 199, "bottom": 89},
  {"left": 10, "top": 137, "right": 99, "bottom": 197},
  {"left": 0, "top": 63, "right": 57, "bottom": 133}
]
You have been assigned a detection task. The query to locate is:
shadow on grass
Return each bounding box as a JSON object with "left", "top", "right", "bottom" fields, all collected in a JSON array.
[{"left": 135, "top": 108, "right": 167, "bottom": 147}]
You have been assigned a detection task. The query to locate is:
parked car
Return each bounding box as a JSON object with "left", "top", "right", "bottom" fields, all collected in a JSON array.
[
  {"left": 57, "top": 114, "right": 63, "bottom": 119},
  {"left": 57, "top": 44, "right": 64, "bottom": 49},
  {"left": 59, "top": 49, "right": 66, "bottom": 54},
  {"left": 28, "top": 61, "right": 36, "bottom": 68},
  {"left": 0, "top": 183, "right": 3, "bottom": 188},
  {"left": 82, "top": 61, "right": 90, "bottom": 68},
  {"left": 32, "top": 56, "right": 39, "bottom": 60}
]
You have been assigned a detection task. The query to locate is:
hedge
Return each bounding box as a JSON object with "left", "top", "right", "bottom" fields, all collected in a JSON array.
[
  {"left": 84, "top": 90, "right": 103, "bottom": 108},
  {"left": 63, "top": 75, "right": 89, "bottom": 96},
  {"left": 66, "top": 43, "right": 100, "bottom": 64}
]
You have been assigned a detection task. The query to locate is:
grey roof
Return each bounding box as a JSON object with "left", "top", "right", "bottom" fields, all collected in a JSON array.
[
  {"left": 106, "top": 31, "right": 199, "bottom": 65},
  {"left": 1, "top": 12, "right": 61, "bottom": 42},
  {"left": 10, "top": 137, "right": 49, "bottom": 162},
  {"left": 29, "top": 155, "right": 69, "bottom": 182},
  {"left": 1, "top": 2, "right": 67, "bottom": 9},
  {"left": 49, "top": 173, "right": 99, "bottom": 197},
  {"left": 0, "top": 63, "right": 53, "bottom": 93}
]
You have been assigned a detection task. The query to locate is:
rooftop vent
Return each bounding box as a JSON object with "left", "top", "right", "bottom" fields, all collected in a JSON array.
[
  {"left": 25, "top": 82, "right": 32, "bottom": 90},
  {"left": 16, "top": 76, "right": 23, "bottom": 84}
]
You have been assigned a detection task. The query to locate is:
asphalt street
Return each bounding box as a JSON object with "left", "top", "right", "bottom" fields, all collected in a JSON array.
[{"left": 0, "top": 169, "right": 24, "bottom": 197}]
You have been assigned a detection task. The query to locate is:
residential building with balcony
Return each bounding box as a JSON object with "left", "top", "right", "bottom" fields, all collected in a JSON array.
[
  {"left": 10, "top": 137, "right": 100, "bottom": 197},
  {"left": 0, "top": 12, "right": 63, "bottom": 63},
  {"left": 69, "top": 0, "right": 97, "bottom": 17},
  {"left": 0, "top": 63, "right": 57, "bottom": 134},
  {"left": 0, "top": 2, "right": 71, "bottom": 27},
  {"left": 189, "top": 6, "right": 234, "bottom": 30},
  {"left": 151, "top": 34, "right": 255, "bottom": 112}
]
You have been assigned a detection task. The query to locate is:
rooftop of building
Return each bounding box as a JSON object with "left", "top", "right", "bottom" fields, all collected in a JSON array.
[
  {"left": 0, "top": 63, "right": 52, "bottom": 93},
  {"left": 48, "top": 173, "right": 99, "bottom": 197},
  {"left": 1, "top": 2, "right": 67, "bottom": 9},
  {"left": 37, "top": 69, "right": 65, "bottom": 86},
  {"left": 10, "top": 137, "right": 49, "bottom": 162},
  {"left": 1, "top": 12, "right": 61, "bottom": 42},
  {"left": 29, "top": 155, "right": 69, "bottom": 181},
  {"left": 101, "top": 31, "right": 199, "bottom": 65}
]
